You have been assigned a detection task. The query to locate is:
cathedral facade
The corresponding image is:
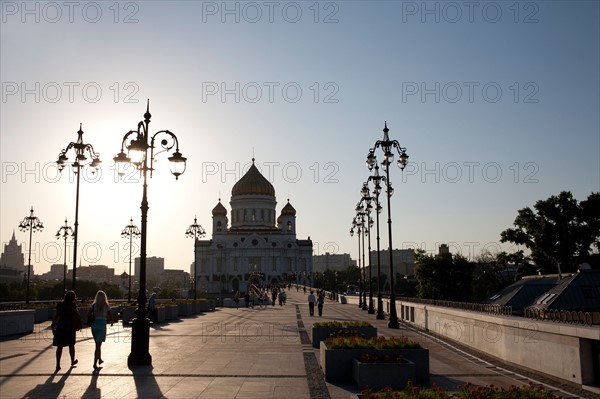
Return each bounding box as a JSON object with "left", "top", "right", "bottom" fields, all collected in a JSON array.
[{"left": 194, "top": 160, "right": 313, "bottom": 294}]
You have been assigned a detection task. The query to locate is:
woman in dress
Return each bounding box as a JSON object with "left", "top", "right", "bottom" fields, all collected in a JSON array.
[
  {"left": 51, "top": 290, "right": 79, "bottom": 371},
  {"left": 90, "top": 290, "right": 114, "bottom": 371}
]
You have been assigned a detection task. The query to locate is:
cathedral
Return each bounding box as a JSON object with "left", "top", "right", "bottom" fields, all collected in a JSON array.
[{"left": 194, "top": 159, "right": 313, "bottom": 294}]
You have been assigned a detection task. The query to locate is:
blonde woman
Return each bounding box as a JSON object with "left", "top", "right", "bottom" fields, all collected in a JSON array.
[{"left": 89, "top": 290, "right": 114, "bottom": 371}]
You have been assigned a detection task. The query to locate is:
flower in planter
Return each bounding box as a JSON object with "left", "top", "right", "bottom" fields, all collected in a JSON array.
[
  {"left": 313, "top": 321, "right": 373, "bottom": 328},
  {"left": 359, "top": 353, "right": 405, "bottom": 364},
  {"left": 324, "top": 335, "right": 421, "bottom": 350},
  {"left": 359, "top": 381, "right": 562, "bottom": 399}
]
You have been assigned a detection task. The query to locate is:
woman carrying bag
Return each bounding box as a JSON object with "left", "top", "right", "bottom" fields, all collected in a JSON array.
[
  {"left": 51, "top": 290, "right": 80, "bottom": 371},
  {"left": 89, "top": 290, "right": 114, "bottom": 371}
]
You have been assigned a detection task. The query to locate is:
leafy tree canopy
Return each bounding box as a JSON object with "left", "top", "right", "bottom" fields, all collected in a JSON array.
[
  {"left": 500, "top": 191, "right": 600, "bottom": 274},
  {"left": 413, "top": 249, "right": 474, "bottom": 301}
]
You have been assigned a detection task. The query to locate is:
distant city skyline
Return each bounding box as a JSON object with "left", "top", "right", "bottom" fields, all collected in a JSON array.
[{"left": 2, "top": 1, "right": 598, "bottom": 275}]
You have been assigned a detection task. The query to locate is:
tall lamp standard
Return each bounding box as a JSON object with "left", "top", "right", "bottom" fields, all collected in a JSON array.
[
  {"left": 122, "top": 218, "right": 141, "bottom": 303},
  {"left": 366, "top": 122, "right": 409, "bottom": 329},
  {"left": 113, "top": 100, "right": 187, "bottom": 367},
  {"left": 18, "top": 207, "right": 43, "bottom": 304},
  {"left": 185, "top": 217, "right": 206, "bottom": 300},
  {"left": 367, "top": 164, "right": 386, "bottom": 319},
  {"left": 358, "top": 203, "right": 368, "bottom": 311},
  {"left": 56, "top": 124, "right": 101, "bottom": 291},
  {"left": 350, "top": 210, "right": 364, "bottom": 308},
  {"left": 55, "top": 218, "right": 74, "bottom": 294},
  {"left": 360, "top": 183, "right": 376, "bottom": 314}
]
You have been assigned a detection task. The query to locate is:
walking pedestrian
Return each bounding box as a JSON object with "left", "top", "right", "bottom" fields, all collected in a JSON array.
[
  {"left": 233, "top": 291, "right": 240, "bottom": 308},
  {"left": 51, "top": 290, "right": 80, "bottom": 371},
  {"left": 90, "top": 290, "right": 114, "bottom": 371},
  {"left": 147, "top": 292, "right": 158, "bottom": 323},
  {"left": 307, "top": 290, "right": 316, "bottom": 316},
  {"left": 317, "top": 292, "right": 324, "bottom": 316}
]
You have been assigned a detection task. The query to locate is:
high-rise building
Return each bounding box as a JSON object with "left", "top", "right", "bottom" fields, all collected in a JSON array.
[
  {"left": 0, "top": 231, "right": 25, "bottom": 282},
  {"left": 134, "top": 256, "right": 165, "bottom": 279},
  {"left": 313, "top": 253, "right": 353, "bottom": 272}
]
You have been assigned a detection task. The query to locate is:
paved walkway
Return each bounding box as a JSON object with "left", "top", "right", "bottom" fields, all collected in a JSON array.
[{"left": 0, "top": 290, "right": 593, "bottom": 398}]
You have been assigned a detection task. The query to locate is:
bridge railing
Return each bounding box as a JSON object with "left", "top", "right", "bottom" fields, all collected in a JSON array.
[
  {"left": 397, "top": 297, "right": 513, "bottom": 316},
  {"left": 524, "top": 307, "right": 600, "bottom": 326}
]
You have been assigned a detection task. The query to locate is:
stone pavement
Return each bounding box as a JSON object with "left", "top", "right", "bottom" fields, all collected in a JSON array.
[{"left": 0, "top": 289, "right": 592, "bottom": 399}]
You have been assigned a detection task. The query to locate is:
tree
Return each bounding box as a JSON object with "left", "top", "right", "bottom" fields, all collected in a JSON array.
[
  {"left": 413, "top": 249, "right": 474, "bottom": 301},
  {"left": 500, "top": 191, "right": 600, "bottom": 274}
]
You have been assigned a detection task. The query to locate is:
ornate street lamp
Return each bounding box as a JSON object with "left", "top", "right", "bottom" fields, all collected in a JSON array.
[
  {"left": 358, "top": 203, "right": 368, "bottom": 311},
  {"left": 18, "top": 207, "right": 43, "bottom": 304},
  {"left": 185, "top": 217, "right": 206, "bottom": 300},
  {"left": 350, "top": 210, "right": 364, "bottom": 309},
  {"left": 366, "top": 121, "right": 409, "bottom": 329},
  {"left": 113, "top": 100, "right": 187, "bottom": 367},
  {"left": 55, "top": 218, "right": 74, "bottom": 293},
  {"left": 56, "top": 124, "right": 101, "bottom": 291},
  {"left": 360, "top": 183, "right": 376, "bottom": 314},
  {"left": 122, "top": 217, "right": 141, "bottom": 303},
  {"left": 367, "top": 164, "right": 386, "bottom": 319}
]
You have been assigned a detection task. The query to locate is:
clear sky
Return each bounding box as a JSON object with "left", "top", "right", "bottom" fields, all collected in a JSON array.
[{"left": 1, "top": 1, "right": 599, "bottom": 276}]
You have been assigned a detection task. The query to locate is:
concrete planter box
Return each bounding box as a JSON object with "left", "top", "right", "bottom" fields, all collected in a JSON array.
[
  {"left": 190, "top": 301, "right": 200, "bottom": 314},
  {"left": 165, "top": 305, "right": 178, "bottom": 320},
  {"left": 0, "top": 310, "right": 34, "bottom": 336},
  {"left": 320, "top": 342, "right": 375, "bottom": 382},
  {"left": 352, "top": 357, "right": 415, "bottom": 390},
  {"left": 177, "top": 303, "right": 192, "bottom": 316},
  {"left": 121, "top": 307, "right": 137, "bottom": 324},
  {"left": 379, "top": 348, "right": 430, "bottom": 385},
  {"left": 155, "top": 307, "right": 166, "bottom": 323},
  {"left": 320, "top": 342, "right": 429, "bottom": 384},
  {"left": 34, "top": 308, "right": 49, "bottom": 323},
  {"left": 197, "top": 301, "right": 211, "bottom": 312},
  {"left": 312, "top": 326, "right": 377, "bottom": 348}
]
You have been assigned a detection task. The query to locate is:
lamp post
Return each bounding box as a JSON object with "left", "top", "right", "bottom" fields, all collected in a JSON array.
[
  {"left": 350, "top": 211, "right": 364, "bottom": 308},
  {"left": 55, "top": 218, "right": 73, "bottom": 294},
  {"left": 359, "top": 205, "right": 368, "bottom": 311},
  {"left": 56, "top": 124, "right": 101, "bottom": 291},
  {"left": 367, "top": 164, "right": 386, "bottom": 319},
  {"left": 113, "top": 100, "right": 187, "bottom": 367},
  {"left": 185, "top": 217, "right": 206, "bottom": 300},
  {"left": 122, "top": 217, "right": 141, "bottom": 303},
  {"left": 18, "top": 207, "right": 43, "bottom": 304},
  {"left": 361, "top": 183, "right": 376, "bottom": 314},
  {"left": 366, "top": 122, "right": 409, "bottom": 329}
]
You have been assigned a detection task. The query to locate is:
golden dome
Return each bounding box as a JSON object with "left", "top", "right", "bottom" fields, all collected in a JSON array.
[
  {"left": 212, "top": 200, "right": 227, "bottom": 216},
  {"left": 231, "top": 160, "right": 275, "bottom": 197},
  {"left": 281, "top": 200, "right": 296, "bottom": 216}
]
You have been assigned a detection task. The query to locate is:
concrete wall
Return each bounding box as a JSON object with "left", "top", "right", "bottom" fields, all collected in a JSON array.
[
  {"left": 0, "top": 310, "right": 35, "bottom": 336},
  {"left": 344, "top": 295, "right": 599, "bottom": 386}
]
